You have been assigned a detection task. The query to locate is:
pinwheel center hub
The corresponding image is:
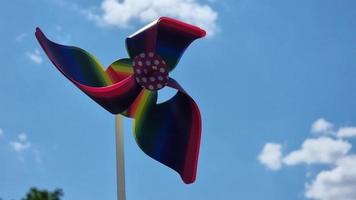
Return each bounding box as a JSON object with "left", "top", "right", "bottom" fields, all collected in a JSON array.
[{"left": 133, "top": 52, "right": 169, "bottom": 91}]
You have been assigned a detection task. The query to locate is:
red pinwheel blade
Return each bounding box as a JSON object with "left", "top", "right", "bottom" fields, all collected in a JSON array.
[
  {"left": 35, "top": 28, "right": 142, "bottom": 114},
  {"left": 126, "top": 17, "right": 206, "bottom": 72},
  {"left": 133, "top": 78, "right": 202, "bottom": 184}
]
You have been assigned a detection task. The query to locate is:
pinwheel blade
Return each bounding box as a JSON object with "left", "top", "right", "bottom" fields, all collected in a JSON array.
[
  {"left": 121, "top": 89, "right": 157, "bottom": 118},
  {"left": 35, "top": 28, "right": 142, "bottom": 114},
  {"left": 36, "top": 28, "right": 111, "bottom": 87},
  {"left": 107, "top": 58, "right": 134, "bottom": 83},
  {"left": 126, "top": 17, "right": 206, "bottom": 72},
  {"left": 133, "top": 78, "right": 202, "bottom": 184}
]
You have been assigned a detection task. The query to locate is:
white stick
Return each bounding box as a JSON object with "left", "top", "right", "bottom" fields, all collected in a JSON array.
[{"left": 115, "top": 115, "right": 126, "bottom": 200}]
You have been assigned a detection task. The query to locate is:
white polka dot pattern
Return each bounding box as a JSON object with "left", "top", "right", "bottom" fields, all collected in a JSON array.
[{"left": 133, "top": 52, "right": 169, "bottom": 91}]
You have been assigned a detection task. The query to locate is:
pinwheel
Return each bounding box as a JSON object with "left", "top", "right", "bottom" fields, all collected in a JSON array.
[{"left": 35, "top": 17, "right": 205, "bottom": 190}]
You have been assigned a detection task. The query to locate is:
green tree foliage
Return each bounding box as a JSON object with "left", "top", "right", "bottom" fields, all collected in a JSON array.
[{"left": 22, "top": 188, "right": 63, "bottom": 200}]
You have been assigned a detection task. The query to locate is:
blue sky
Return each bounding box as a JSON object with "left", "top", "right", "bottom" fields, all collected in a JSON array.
[{"left": 1, "top": 0, "right": 356, "bottom": 200}]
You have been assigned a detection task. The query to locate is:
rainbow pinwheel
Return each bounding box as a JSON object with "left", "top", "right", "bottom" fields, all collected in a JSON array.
[{"left": 35, "top": 17, "right": 205, "bottom": 184}]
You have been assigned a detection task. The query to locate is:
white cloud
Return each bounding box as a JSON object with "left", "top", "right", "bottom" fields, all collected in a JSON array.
[
  {"left": 337, "top": 127, "right": 356, "bottom": 138},
  {"left": 305, "top": 155, "right": 356, "bottom": 200},
  {"left": 0, "top": 128, "right": 3, "bottom": 137},
  {"left": 259, "top": 118, "right": 356, "bottom": 200},
  {"left": 311, "top": 118, "right": 334, "bottom": 135},
  {"left": 10, "top": 133, "right": 31, "bottom": 153},
  {"left": 86, "top": 0, "right": 218, "bottom": 36},
  {"left": 15, "top": 33, "right": 27, "bottom": 42},
  {"left": 26, "top": 49, "right": 43, "bottom": 64},
  {"left": 258, "top": 143, "right": 283, "bottom": 170},
  {"left": 283, "top": 137, "right": 351, "bottom": 166}
]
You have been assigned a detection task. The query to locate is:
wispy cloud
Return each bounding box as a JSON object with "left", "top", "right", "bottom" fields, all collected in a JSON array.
[
  {"left": 26, "top": 49, "right": 43, "bottom": 64},
  {"left": 10, "top": 141, "right": 31, "bottom": 152},
  {"left": 258, "top": 118, "right": 356, "bottom": 200},
  {"left": 10, "top": 133, "right": 32, "bottom": 153},
  {"left": 0, "top": 129, "right": 44, "bottom": 165},
  {"left": 56, "top": 0, "right": 218, "bottom": 36},
  {"left": 15, "top": 33, "right": 27, "bottom": 42},
  {"left": 18, "top": 133, "right": 28, "bottom": 142},
  {"left": 52, "top": 25, "right": 72, "bottom": 43}
]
